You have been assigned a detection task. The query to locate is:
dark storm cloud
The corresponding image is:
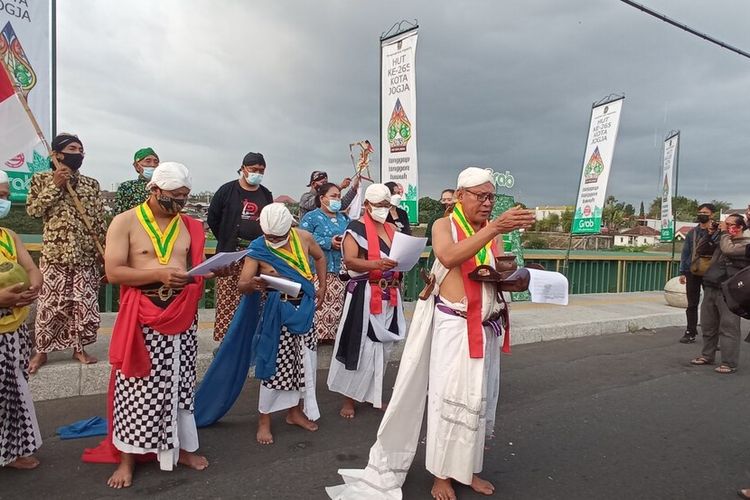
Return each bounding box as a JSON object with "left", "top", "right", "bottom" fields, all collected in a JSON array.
[{"left": 57, "top": 0, "right": 750, "bottom": 208}]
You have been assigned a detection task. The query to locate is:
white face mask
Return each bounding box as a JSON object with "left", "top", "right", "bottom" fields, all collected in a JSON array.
[
  {"left": 245, "top": 172, "right": 264, "bottom": 185},
  {"left": 390, "top": 194, "right": 402, "bottom": 206},
  {"left": 369, "top": 206, "right": 389, "bottom": 223},
  {"left": 266, "top": 236, "right": 289, "bottom": 249}
]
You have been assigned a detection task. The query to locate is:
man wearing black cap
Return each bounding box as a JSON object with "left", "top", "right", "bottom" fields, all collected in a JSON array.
[
  {"left": 207, "top": 152, "right": 273, "bottom": 341},
  {"left": 298, "top": 171, "right": 359, "bottom": 219},
  {"left": 26, "top": 133, "right": 107, "bottom": 372}
]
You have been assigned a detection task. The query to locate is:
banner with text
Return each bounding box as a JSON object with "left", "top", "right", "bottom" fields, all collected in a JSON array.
[
  {"left": 381, "top": 29, "right": 418, "bottom": 224},
  {"left": 660, "top": 132, "right": 679, "bottom": 242},
  {"left": 1, "top": 0, "right": 53, "bottom": 202},
  {"left": 572, "top": 97, "right": 624, "bottom": 234}
]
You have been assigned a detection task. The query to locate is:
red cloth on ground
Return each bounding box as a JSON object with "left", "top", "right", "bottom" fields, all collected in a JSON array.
[{"left": 82, "top": 215, "right": 205, "bottom": 464}]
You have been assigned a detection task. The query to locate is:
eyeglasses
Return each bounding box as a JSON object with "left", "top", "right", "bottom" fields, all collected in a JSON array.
[
  {"left": 465, "top": 189, "right": 496, "bottom": 204},
  {"left": 726, "top": 223, "right": 743, "bottom": 229}
]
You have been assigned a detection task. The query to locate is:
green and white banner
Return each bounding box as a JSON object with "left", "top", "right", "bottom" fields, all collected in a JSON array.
[
  {"left": 659, "top": 132, "right": 679, "bottom": 242},
  {"left": 0, "top": 0, "right": 53, "bottom": 202},
  {"left": 381, "top": 28, "right": 418, "bottom": 224},
  {"left": 572, "top": 97, "right": 624, "bottom": 234}
]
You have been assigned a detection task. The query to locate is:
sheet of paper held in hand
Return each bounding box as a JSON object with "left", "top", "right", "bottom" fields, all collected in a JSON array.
[
  {"left": 260, "top": 274, "right": 302, "bottom": 298},
  {"left": 389, "top": 232, "right": 428, "bottom": 272},
  {"left": 187, "top": 251, "right": 247, "bottom": 277},
  {"left": 527, "top": 268, "right": 569, "bottom": 306}
]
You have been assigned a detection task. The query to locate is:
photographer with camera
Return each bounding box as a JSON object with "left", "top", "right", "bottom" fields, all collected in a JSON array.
[
  {"left": 689, "top": 214, "right": 750, "bottom": 374},
  {"left": 678, "top": 203, "right": 719, "bottom": 344}
]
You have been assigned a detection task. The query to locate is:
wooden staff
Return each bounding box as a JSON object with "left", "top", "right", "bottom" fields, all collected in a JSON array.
[{"left": 0, "top": 61, "right": 105, "bottom": 258}]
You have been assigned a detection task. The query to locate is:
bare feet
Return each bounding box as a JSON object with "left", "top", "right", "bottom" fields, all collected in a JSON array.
[
  {"left": 431, "top": 477, "right": 457, "bottom": 500},
  {"left": 285, "top": 405, "right": 319, "bottom": 432},
  {"left": 28, "top": 353, "right": 47, "bottom": 374},
  {"left": 73, "top": 349, "right": 98, "bottom": 365},
  {"left": 5, "top": 456, "right": 40, "bottom": 469},
  {"left": 470, "top": 475, "right": 495, "bottom": 495},
  {"left": 178, "top": 449, "right": 209, "bottom": 470},
  {"left": 107, "top": 453, "right": 134, "bottom": 489},
  {"left": 257, "top": 413, "right": 274, "bottom": 445},
  {"left": 340, "top": 397, "right": 355, "bottom": 419}
]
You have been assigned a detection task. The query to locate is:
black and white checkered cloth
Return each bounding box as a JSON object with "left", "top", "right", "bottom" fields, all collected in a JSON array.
[
  {"left": 0, "top": 319, "right": 39, "bottom": 466},
  {"left": 113, "top": 319, "right": 197, "bottom": 451},
  {"left": 262, "top": 326, "right": 316, "bottom": 391}
]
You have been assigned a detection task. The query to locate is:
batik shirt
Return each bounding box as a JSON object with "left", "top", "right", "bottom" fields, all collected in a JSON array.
[
  {"left": 26, "top": 171, "right": 107, "bottom": 265},
  {"left": 299, "top": 208, "right": 349, "bottom": 273},
  {"left": 114, "top": 176, "right": 149, "bottom": 215}
]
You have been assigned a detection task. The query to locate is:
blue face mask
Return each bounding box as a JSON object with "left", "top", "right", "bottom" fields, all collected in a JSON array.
[
  {"left": 141, "top": 167, "right": 155, "bottom": 180},
  {"left": 0, "top": 199, "right": 10, "bottom": 219},
  {"left": 328, "top": 199, "right": 342, "bottom": 212},
  {"left": 246, "top": 172, "right": 263, "bottom": 185}
]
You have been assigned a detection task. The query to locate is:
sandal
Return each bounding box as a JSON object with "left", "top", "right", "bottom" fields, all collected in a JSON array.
[
  {"left": 690, "top": 357, "right": 713, "bottom": 366},
  {"left": 715, "top": 364, "right": 736, "bottom": 374},
  {"left": 737, "top": 488, "right": 750, "bottom": 499}
]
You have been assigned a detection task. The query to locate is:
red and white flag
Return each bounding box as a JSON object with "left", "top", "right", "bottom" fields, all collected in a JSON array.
[{"left": 0, "top": 65, "right": 42, "bottom": 165}]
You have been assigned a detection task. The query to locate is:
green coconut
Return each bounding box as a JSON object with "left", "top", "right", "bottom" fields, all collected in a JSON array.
[{"left": 0, "top": 261, "right": 30, "bottom": 291}]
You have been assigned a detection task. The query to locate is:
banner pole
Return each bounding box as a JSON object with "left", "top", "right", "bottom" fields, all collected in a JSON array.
[
  {"left": 51, "top": 0, "right": 57, "bottom": 137},
  {"left": 0, "top": 60, "right": 104, "bottom": 258}
]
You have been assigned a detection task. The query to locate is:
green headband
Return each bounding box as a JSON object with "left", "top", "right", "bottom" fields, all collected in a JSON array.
[{"left": 134, "top": 147, "right": 158, "bottom": 162}]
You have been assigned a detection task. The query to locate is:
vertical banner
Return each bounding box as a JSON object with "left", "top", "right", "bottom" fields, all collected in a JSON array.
[
  {"left": 381, "top": 27, "right": 418, "bottom": 224},
  {"left": 571, "top": 96, "right": 624, "bottom": 234},
  {"left": 0, "top": 0, "right": 53, "bottom": 202},
  {"left": 659, "top": 132, "right": 679, "bottom": 242}
]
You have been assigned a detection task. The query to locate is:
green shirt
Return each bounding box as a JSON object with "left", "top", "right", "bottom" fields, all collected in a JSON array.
[{"left": 115, "top": 177, "right": 149, "bottom": 215}]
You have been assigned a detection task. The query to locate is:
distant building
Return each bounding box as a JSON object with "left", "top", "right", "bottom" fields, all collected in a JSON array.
[
  {"left": 274, "top": 195, "right": 298, "bottom": 204},
  {"left": 534, "top": 205, "right": 572, "bottom": 221},
  {"left": 636, "top": 217, "right": 694, "bottom": 237},
  {"left": 100, "top": 190, "right": 116, "bottom": 213},
  {"left": 614, "top": 225, "right": 660, "bottom": 247}
]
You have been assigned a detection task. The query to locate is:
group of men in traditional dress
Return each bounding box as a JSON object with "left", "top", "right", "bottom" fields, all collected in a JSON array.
[{"left": 2, "top": 136, "right": 536, "bottom": 499}]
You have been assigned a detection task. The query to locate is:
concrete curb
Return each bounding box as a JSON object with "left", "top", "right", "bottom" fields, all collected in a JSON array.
[{"left": 28, "top": 292, "right": 687, "bottom": 401}]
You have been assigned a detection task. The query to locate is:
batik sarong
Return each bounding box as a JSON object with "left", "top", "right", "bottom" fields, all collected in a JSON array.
[
  {"left": 213, "top": 260, "right": 244, "bottom": 341},
  {"left": 313, "top": 273, "right": 346, "bottom": 342}
]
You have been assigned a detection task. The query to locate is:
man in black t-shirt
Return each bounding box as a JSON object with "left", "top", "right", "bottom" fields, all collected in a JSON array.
[{"left": 208, "top": 152, "right": 273, "bottom": 341}]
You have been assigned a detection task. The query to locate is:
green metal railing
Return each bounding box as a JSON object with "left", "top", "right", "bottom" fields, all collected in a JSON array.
[{"left": 18, "top": 235, "right": 680, "bottom": 311}]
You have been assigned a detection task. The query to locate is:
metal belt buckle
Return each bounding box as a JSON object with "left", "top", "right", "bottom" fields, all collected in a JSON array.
[
  {"left": 157, "top": 286, "right": 174, "bottom": 302},
  {"left": 280, "top": 293, "right": 288, "bottom": 302},
  {"left": 378, "top": 278, "right": 388, "bottom": 289}
]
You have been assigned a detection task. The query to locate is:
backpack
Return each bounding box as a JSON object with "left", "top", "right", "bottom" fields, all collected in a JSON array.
[{"left": 721, "top": 265, "right": 750, "bottom": 319}]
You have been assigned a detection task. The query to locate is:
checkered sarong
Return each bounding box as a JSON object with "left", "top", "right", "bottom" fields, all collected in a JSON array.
[
  {"left": 113, "top": 319, "right": 197, "bottom": 451},
  {"left": 0, "top": 319, "right": 40, "bottom": 466},
  {"left": 261, "top": 326, "right": 316, "bottom": 391}
]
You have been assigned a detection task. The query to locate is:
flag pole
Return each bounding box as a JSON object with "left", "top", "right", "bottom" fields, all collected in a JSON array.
[{"left": 0, "top": 61, "right": 105, "bottom": 258}]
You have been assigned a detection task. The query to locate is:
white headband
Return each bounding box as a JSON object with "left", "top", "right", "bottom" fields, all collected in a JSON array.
[
  {"left": 259, "top": 203, "right": 293, "bottom": 236},
  {"left": 146, "top": 162, "right": 192, "bottom": 190},
  {"left": 365, "top": 183, "right": 391, "bottom": 203},
  {"left": 457, "top": 167, "right": 495, "bottom": 190}
]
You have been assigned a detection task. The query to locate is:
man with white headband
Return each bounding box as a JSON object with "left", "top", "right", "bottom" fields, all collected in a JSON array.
[
  {"left": 327, "top": 183, "right": 407, "bottom": 419},
  {"left": 195, "top": 203, "right": 326, "bottom": 445},
  {"left": 83, "top": 162, "right": 210, "bottom": 488},
  {"left": 327, "top": 168, "right": 535, "bottom": 500},
  {"left": 0, "top": 170, "right": 44, "bottom": 470}
]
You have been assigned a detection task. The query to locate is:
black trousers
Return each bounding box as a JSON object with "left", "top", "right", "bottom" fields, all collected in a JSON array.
[{"left": 685, "top": 272, "right": 703, "bottom": 335}]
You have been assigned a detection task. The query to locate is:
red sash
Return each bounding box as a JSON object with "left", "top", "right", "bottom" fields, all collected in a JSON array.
[
  {"left": 450, "top": 217, "right": 505, "bottom": 358},
  {"left": 82, "top": 215, "right": 205, "bottom": 464},
  {"left": 364, "top": 211, "right": 399, "bottom": 314}
]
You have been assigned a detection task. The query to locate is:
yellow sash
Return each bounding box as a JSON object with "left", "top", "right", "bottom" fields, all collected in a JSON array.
[
  {"left": 135, "top": 202, "right": 181, "bottom": 265},
  {"left": 451, "top": 202, "right": 493, "bottom": 266},
  {"left": 0, "top": 228, "right": 30, "bottom": 334},
  {"left": 267, "top": 229, "right": 312, "bottom": 280}
]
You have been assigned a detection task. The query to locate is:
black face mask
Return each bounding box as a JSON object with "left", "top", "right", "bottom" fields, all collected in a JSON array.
[
  {"left": 61, "top": 153, "right": 84, "bottom": 170},
  {"left": 157, "top": 195, "right": 187, "bottom": 214},
  {"left": 696, "top": 214, "right": 710, "bottom": 224}
]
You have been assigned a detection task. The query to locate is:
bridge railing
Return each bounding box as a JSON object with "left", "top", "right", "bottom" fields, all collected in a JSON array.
[{"left": 18, "top": 237, "right": 680, "bottom": 311}]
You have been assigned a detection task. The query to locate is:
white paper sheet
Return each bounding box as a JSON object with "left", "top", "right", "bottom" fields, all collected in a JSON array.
[
  {"left": 260, "top": 274, "right": 302, "bottom": 298},
  {"left": 527, "top": 268, "right": 569, "bottom": 306},
  {"left": 389, "top": 232, "right": 428, "bottom": 272},
  {"left": 187, "top": 251, "right": 247, "bottom": 277}
]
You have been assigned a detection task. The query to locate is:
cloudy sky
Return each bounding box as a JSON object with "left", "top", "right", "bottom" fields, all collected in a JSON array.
[{"left": 55, "top": 0, "right": 750, "bottom": 208}]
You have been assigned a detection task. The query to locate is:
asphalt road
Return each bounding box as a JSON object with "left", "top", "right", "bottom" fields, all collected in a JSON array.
[{"left": 2, "top": 326, "right": 750, "bottom": 500}]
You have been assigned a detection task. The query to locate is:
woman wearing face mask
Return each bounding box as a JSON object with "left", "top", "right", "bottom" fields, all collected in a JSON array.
[
  {"left": 26, "top": 133, "right": 107, "bottom": 373},
  {"left": 327, "top": 184, "right": 407, "bottom": 419},
  {"left": 299, "top": 183, "right": 350, "bottom": 343},
  {"left": 690, "top": 214, "right": 750, "bottom": 375},
  {"left": 207, "top": 152, "right": 273, "bottom": 342},
  {"left": 384, "top": 181, "right": 412, "bottom": 235},
  {"left": 0, "top": 171, "right": 44, "bottom": 470}
]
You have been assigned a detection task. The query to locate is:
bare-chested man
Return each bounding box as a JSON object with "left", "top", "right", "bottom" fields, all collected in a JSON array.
[
  {"left": 82, "top": 162, "right": 209, "bottom": 488},
  {"left": 235, "top": 203, "right": 326, "bottom": 445},
  {"left": 327, "top": 167, "right": 535, "bottom": 500}
]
